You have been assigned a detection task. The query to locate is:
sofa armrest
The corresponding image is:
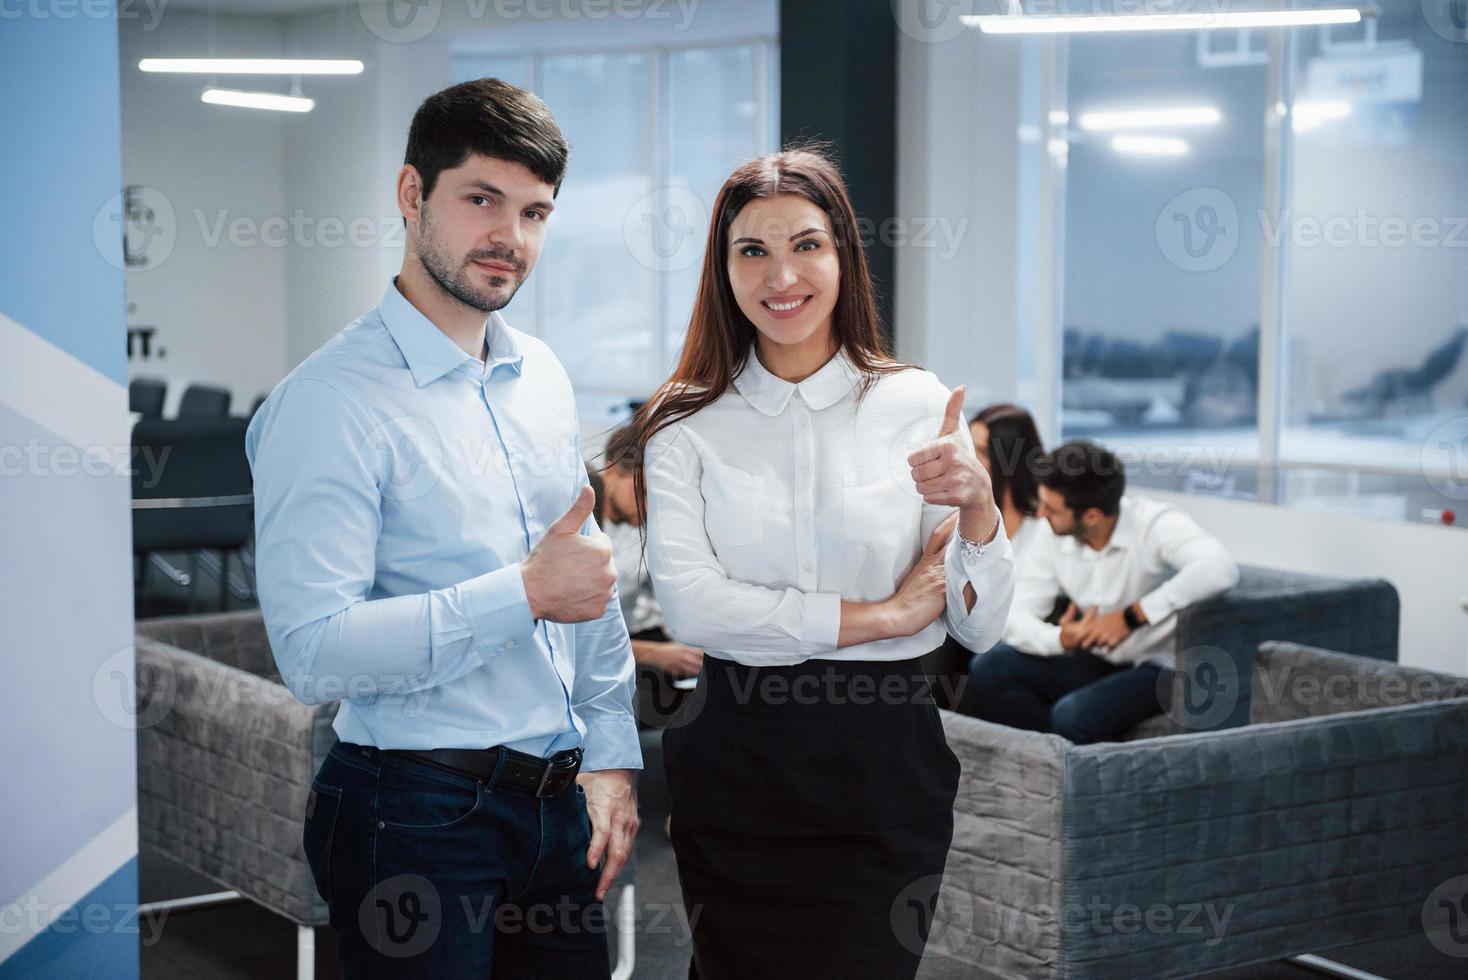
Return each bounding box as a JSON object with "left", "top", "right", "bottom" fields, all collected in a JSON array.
[
  {"left": 135, "top": 610, "right": 275, "bottom": 677},
  {"left": 936, "top": 710, "right": 1069, "bottom": 976},
  {"left": 1058, "top": 696, "right": 1468, "bottom": 978},
  {"left": 135, "top": 637, "right": 336, "bottom": 926},
  {"left": 1251, "top": 641, "right": 1468, "bottom": 724}
]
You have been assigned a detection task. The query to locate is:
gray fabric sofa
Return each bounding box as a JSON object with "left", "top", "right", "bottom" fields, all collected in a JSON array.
[
  {"left": 932, "top": 642, "right": 1468, "bottom": 978},
  {"left": 134, "top": 611, "right": 336, "bottom": 968}
]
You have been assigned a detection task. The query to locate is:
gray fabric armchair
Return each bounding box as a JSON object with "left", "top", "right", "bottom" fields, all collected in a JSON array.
[
  {"left": 1167, "top": 564, "right": 1400, "bottom": 730},
  {"left": 133, "top": 609, "right": 641, "bottom": 978},
  {"left": 933, "top": 642, "right": 1468, "bottom": 979},
  {"left": 134, "top": 610, "right": 336, "bottom": 977}
]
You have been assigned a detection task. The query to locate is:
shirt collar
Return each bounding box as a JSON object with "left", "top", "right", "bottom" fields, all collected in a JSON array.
[
  {"left": 379, "top": 277, "right": 524, "bottom": 387},
  {"left": 732, "top": 344, "right": 863, "bottom": 416}
]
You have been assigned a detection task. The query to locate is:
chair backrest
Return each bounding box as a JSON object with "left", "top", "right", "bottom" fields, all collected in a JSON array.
[
  {"left": 1172, "top": 564, "right": 1401, "bottom": 732},
  {"left": 132, "top": 417, "right": 253, "bottom": 552},
  {"left": 129, "top": 377, "right": 167, "bottom": 419},
  {"left": 176, "top": 384, "right": 232, "bottom": 418}
]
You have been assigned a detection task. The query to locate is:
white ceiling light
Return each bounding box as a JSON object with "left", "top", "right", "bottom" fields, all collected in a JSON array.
[
  {"left": 966, "top": 7, "right": 1371, "bottom": 35},
  {"left": 201, "top": 88, "right": 315, "bottom": 113},
  {"left": 1112, "top": 134, "right": 1189, "bottom": 156},
  {"left": 1079, "top": 106, "right": 1222, "bottom": 131},
  {"left": 140, "top": 58, "right": 363, "bottom": 75}
]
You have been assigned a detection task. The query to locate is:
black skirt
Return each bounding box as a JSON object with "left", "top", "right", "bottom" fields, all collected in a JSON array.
[{"left": 662, "top": 655, "right": 961, "bottom": 980}]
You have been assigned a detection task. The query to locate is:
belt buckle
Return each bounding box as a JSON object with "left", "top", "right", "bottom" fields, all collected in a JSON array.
[
  {"left": 534, "top": 762, "right": 560, "bottom": 798},
  {"left": 534, "top": 749, "right": 581, "bottom": 798}
]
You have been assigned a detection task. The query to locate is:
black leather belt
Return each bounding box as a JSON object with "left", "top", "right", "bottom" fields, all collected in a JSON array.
[{"left": 390, "top": 745, "right": 583, "bottom": 798}]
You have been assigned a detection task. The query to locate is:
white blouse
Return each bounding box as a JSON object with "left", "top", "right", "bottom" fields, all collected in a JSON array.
[{"left": 644, "top": 346, "right": 1015, "bottom": 667}]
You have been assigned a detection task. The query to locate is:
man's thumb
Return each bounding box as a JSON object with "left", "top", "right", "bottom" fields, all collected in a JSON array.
[
  {"left": 1061, "top": 601, "right": 1078, "bottom": 623},
  {"left": 549, "top": 484, "right": 595, "bottom": 535},
  {"left": 938, "top": 385, "right": 966, "bottom": 437}
]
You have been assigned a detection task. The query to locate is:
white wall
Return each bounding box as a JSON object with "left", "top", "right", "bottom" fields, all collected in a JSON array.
[
  {"left": 1151, "top": 489, "right": 1468, "bottom": 674},
  {"left": 118, "top": 11, "right": 291, "bottom": 416}
]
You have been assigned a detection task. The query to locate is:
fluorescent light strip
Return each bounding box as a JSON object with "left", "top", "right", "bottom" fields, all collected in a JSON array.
[
  {"left": 1079, "top": 106, "right": 1221, "bottom": 131},
  {"left": 201, "top": 88, "right": 315, "bottom": 113},
  {"left": 966, "top": 8, "right": 1367, "bottom": 34},
  {"left": 1112, "top": 134, "right": 1189, "bottom": 155},
  {"left": 140, "top": 58, "right": 363, "bottom": 75}
]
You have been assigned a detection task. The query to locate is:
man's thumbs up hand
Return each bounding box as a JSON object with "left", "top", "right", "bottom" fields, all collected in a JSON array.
[{"left": 521, "top": 485, "right": 617, "bottom": 623}]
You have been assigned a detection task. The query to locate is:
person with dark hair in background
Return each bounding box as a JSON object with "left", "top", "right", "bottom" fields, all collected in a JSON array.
[
  {"left": 926, "top": 402, "right": 1049, "bottom": 710},
  {"left": 964, "top": 440, "right": 1239, "bottom": 744},
  {"left": 969, "top": 402, "right": 1047, "bottom": 562},
  {"left": 247, "top": 78, "right": 639, "bottom": 977},
  {"left": 594, "top": 424, "right": 703, "bottom": 727},
  {"left": 626, "top": 147, "right": 1015, "bottom": 978}
]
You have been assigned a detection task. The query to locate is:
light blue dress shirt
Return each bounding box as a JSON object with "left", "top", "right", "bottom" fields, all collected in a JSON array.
[{"left": 245, "top": 278, "right": 640, "bottom": 771}]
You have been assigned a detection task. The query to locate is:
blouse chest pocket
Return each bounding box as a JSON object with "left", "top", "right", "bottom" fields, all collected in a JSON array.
[
  {"left": 699, "top": 458, "right": 767, "bottom": 551},
  {"left": 842, "top": 466, "right": 915, "bottom": 549}
]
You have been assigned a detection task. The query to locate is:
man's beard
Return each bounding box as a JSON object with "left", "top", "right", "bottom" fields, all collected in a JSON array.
[{"left": 417, "top": 203, "right": 527, "bottom": 313}]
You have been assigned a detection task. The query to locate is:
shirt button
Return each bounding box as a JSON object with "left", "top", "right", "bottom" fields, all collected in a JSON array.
[
  {"left": 802, "top": 562, "right": 813, "bottom": 573},
  {"left": 503, "top": 641, "right": 515, "bottom": 651}
]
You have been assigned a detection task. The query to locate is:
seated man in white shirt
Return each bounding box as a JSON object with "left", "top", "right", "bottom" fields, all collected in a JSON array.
[
  {"left": 592, "top": 424, "right": 703, "bottom": 727},
  {"left": 964, "top": 440, "right": 1239, "bottom": 743}
]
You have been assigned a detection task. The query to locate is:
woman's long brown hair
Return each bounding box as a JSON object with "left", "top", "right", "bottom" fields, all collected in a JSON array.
[{"left": 626, "top": 146, "right": 911, "bottom": 528}]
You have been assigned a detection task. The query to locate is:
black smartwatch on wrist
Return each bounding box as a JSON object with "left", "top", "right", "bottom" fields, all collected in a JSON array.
[{"left": 1122, "top": 605, "right": 1144, "bottom": 631}]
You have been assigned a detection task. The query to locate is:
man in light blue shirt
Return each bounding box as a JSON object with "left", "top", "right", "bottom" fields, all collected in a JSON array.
[{"left": 247, "top": 77, "right": 639, "bottom": 977}]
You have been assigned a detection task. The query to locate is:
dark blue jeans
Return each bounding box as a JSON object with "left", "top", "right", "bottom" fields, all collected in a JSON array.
[
  {"left": 303, "top": 741, "right": 610, "bottom": 979},
  {"left": 966, "top": 643, "right": 1171, "bottom": 743}
]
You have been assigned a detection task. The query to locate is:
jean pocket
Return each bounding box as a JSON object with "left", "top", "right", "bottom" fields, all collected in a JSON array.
[
  {"left": 377, "top": 760, "right": 485, "bottom": 832},
  {"left": 302, "top": 782, "right": 343, "bottom": 902}
]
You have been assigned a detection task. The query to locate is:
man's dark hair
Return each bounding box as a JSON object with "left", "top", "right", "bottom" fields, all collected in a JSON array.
[
  {"left": 1036, "top": 440, "right": 1126, "bottom": 517},
  {"left": 601, "top": 424, "right": 638, "bottom": 475},
  {"left": 404, "top": 77, "right": 570, "bottom": 202}
]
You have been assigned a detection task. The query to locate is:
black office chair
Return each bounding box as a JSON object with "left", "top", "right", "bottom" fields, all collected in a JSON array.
[
  {"left": 129, "top": 378, "right": 167, "bottom": 420},
  {"left": 132, "top": 418, "right": 253, "bottom": 612},
  {"left": 176, "top": 384, "right": 232, "bottom": 418}
]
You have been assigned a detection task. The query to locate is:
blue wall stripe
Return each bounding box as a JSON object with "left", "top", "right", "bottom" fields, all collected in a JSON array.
[{"left": 0, "top": 859, "right": 139, "bottom": 980}]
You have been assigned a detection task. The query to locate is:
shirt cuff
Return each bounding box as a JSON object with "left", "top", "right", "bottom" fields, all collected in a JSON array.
[
  {"left": 800, "top": 592, "right": 842, "bottom": 657},
  {"left": 1137, "top": 587, "right": 1175, "bottom": 627},
  {"left": 579, "top": 714, "right": 645, "bottom": 772},
  {"left": 455, "top": 563, "right": 538, "bottom": 659},
  {"left": 944, "top": 519, "right": 1012, "bottom": 607}
]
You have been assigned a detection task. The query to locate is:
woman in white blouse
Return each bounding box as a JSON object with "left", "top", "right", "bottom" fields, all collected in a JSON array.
[{"left": 625, "top": 148, "right": 1015, "bottom": 978}]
